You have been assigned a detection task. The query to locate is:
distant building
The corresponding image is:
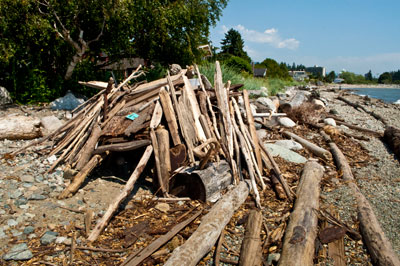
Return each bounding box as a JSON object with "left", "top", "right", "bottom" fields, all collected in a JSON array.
[
  {"left": 306, "top": 66, "right": 326, "bottom": 77},
  {"left": 253, "top": 68, "right": 267, "bottom": 77},
  {"left": 334, "top": 78, "right": 345, "bottom": 83},
  {"left": 289, "top": 70, "right": 308, "bottom": 81}
]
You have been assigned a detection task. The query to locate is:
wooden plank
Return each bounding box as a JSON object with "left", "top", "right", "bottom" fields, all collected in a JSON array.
[{"left": 159, "top": 87, "right": 181, "bottom": 146}]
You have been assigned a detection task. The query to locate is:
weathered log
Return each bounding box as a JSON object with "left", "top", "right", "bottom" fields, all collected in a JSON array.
[
  {"left": 0, "top": 115, "right": 42, "bottom": 140},
  {"left": 93, "top": 139, "right": 150, "bottom": 154},
  {"left": 239, "top": 210, "right": 263, "bottom": 266},
  {"left": 75, "top": 124, "right": 102, "bottom": 171},
  {"left": 164, "top": 181, "right": 250, "bottom": 266},
  {"left": 243, "top": 90, "right": 263, "bottom": 173},
  {"left": 321, "top": 130, "right": 400, "bottom": 266},
  {"left": 280, "top": 91, "right": 308, "bottom": 113},
  {"left": 335, "top": 120, "right": 383, "bottom": 136},
  {"left": 159, "top": 87, "right": 181, "bottom": 146},
  {"left": 156, "top": 126, "right": 171, "bottom": 193},
  {"left": 59, "top": 153, "right": 106, "bottom": 199},
  {"left": 384, "top": 126, "right": 400, "bottom": 158},
  {"left": 122, "top": 209, "right": 202, "bottom": 266},
  {"left": 88, "top": 145, "right": 153, "bottom": 242},
  {"left": 279, "top": 161, "right": 324, "bottom": 266},
  {"left": 283, "top": 130, "right": 331, "bottom": 160},
  {"left": 337, "top": 96, "right": 387, "bottom": 125}
]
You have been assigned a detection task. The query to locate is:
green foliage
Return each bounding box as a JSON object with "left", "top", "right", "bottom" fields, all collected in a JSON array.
[
  {"left": 257, "top": 58, "right": 291, "bottom": 80},
  {"left": 224, "top": 55, "right": 253, "bottom": 74},
  {"left": 365, "top": 70, "right": 373, "bottom": 81},
  {"left": 219, "top": 28, "right": 251, "bottom": 62},
  {"left": 198, "top": 61, "right": 295, "bottom": 96},
  {"left": 325, "top": 71, "right": 336, "bottom": 83},
  {"left": 378, "top": 72, "right": 392, "bottom": 84},
  {"left": 339, "top": 71, "right": 368, "bottom": 84},
  {"left": 0, "top": 0, "right": 228, "bottom": 103}
]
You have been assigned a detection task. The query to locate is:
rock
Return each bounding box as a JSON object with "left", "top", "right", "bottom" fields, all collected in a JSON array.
[
  {"left": 323, "top": 118, "right": 336, "bottom": 126},
  {"left": 169, "top": 64, "right": 182, "bottom": 75},
  {"left": 23, "top": 226, "right": 35, "bottom": 235},
  {"left": 50, "top": 91, "right": 85, "bottom": 111},
  {"left": 20, "top": 175, "right": 35, "bottom": 183},
  {"left": 47, "top": 155, "right": 57, "bottom": 164},
  {"left": 3, "top": 243, "right": 33, "bottom": 261},
  {"left": 312, "top": 98, "right": 325, "bottom": 109},
  {"left": 40, "top": 116, "right": 64, "bottom": 135},
  {"left": 278, "top": 117, "right": 296, "bottom": 128},
  {"left": 256, "top": 97, "right": 277, "bottom": 112},
  {"left": 55, "top": 236, "right": 68, "bottom": 244},
  {"left": 256, "top": 130, "right": 268, "bottom": 141},
  {"left": 267, "top": 253, "right": 281, "bottom": 265},
  {"left": 155, "top": 202, "right": 170, "bottom": 213},
  {"left": 0, "top": 86, "right": 13, "bottom": 106},
  {"left": 263, "top": 143, "right": 307, "bottom": 164},
  {"left": 247, "top": 87, "right": 268, "bottom": 97},
  {"left": 28, "top": 193, "right": 47, "bottom": 200},
  {"left": 7, "top": 219, "right": 18, "bottom": 227},
  {"left": 9, "top": 190, "right": 23, "bottom": 199},
  {"left": 274, "top": 140, "right": 303, "bottom": 151},
  {"left": 329, "top": 109, "right": 339, "bottom": 115},
  {"left": 40, "top": 231, "right": 58, "bottom": 245},
  {"left": 0, "top": 115, "right": 42, "bottom": 140},
  {"left": 0, "top": 228, "right": 6, "bottom": 238}
]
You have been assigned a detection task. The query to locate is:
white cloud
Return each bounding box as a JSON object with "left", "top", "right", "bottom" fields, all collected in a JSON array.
[{"left": 233, "top": 24, "right": 299, "bottom": 50}]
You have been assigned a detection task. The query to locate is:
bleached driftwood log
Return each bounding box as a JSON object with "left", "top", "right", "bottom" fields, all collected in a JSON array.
[
  {"left": 164, "top": 181, "right": 250, "bottom": 266},
  {"left": 0, "top": 115, "right": 42, "bottom": 140},
  {"left": 283, "top": 131, "right": 331, "bottom": 160},
  {"left": 321, "top": 130, "right": 400, "bottom": 266},
  {"left": 279, "top": 161, "right": 324, "bottom": 266}
]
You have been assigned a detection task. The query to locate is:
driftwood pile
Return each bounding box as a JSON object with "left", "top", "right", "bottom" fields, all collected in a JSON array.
[{"left": 9, "top": 63, "right": 400, "bottom": 265}]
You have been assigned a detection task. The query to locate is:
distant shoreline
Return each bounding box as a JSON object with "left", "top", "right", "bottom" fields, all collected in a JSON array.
[{"left": 330, "top": 83, "right": 400, "bottom": 89}]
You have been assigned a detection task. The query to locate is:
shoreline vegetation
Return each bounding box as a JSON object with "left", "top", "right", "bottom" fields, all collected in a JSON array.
[{"left": 331, "top": 83, "right": 400, "bottom": 89}]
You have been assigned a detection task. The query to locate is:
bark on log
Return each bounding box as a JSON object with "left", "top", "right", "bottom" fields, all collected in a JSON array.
[
  {"left": 159, "top": 87, "right": 181, "bottom": 146},
  {"left": 93, "top": 139, "right": 150, "bottom": 154},
  {"left": 0, "top": 115, "right": 42, "bottom": 140},
  {"left": 75, "top": 124, "right": 102, "bottom": 171},
  {"left": 239, "top": 210, "right": 263, "bottom": 266},
  {"left": 156, "top": 126, "right": 171, "bottom": 193},
  {"left": 279, "top": 161, "right": 324, "bottom": 266},
  {"left": 384, "top": 126, "right": 400, "bottom": 158},
  {"left": 321, "top": 130, "right": 400, "bottom": 266},
  {"left": 283, "top": 131, "right": 331, "bottom": 160},
  {"left": 335, "top": 120, "right": 383, "bottom": 136},
  {"left": 164, "top": 181, "right": 250, "bottom": 266},
  {"left": 88, "top": 145, "right": 153, "bottom": 242}
]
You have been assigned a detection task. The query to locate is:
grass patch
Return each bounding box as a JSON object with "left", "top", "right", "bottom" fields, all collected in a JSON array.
[{"left": 198, "top": 61, "right": 302, "bottom": 95}]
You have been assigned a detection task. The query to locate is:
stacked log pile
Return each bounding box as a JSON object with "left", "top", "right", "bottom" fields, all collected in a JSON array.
[{"left": 6, "top": 63, "right": 400, "bottom": 265}]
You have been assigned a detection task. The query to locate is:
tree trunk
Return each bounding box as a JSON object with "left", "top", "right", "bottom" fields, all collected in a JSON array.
[
  {"left": 65, "top": 52, "right": 83, "bottom": 80},
  {"left": 279, "top": 161, "right": 324, "bottom": 266}
]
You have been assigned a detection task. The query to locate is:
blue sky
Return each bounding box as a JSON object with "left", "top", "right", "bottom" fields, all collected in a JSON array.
[{"left": 209, "top": 0, "right": 400, "bottom": 76}]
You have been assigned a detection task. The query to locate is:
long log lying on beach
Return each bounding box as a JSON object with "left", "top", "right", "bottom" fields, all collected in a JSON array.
[
  {"left": 164, "top": 181, "right": 250, "bottom": 266},
  {"left": 279, "top": 161, "right": 324, "bottom": 266},
  {"left": 0, "top": 115, "right": 42, "bottom": 140},
  {"left": 337, "top": 96, "right": 388, "bottom": 125},
  {"left": 239, "top": 210, "right": 263, "bottom": 266},
  {"left": 283, "top": 131, "right": 331, "bottom": 160},
  {"left": 321, "top": 130, "right": 400, "bottom": 266},
  {"left": 280, "top": 91, "right": 308, "bottom": 113},
  {"left": 334, "top": 120, "right": 383, "bottom": 136}
]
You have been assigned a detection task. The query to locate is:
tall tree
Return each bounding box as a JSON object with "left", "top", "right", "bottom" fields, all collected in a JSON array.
[
  {"left": 365, "top": 70, "right": 373, "bottom": 81},
  {"left": 258, "top": 58, "right": 291, "bottom": 79},
  {"left": 378, "top": 72, "right": 392, "bottom": 84},
  {"left": 220, "top": 28, "right": 251, "bottom": 62}
]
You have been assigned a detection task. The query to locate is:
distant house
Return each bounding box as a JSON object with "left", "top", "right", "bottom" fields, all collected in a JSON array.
[
  {"left": 334, "top": 78, "right": 345, "bottom": 84},
  {"left": 289, "top": 70, "right": 308, "bottom": 81},
  {"left": 306, "top": 66, "right": 326, "bottom": 77},
  {"left": 253, "top": 68, "right": 267, "bottom": 77}
]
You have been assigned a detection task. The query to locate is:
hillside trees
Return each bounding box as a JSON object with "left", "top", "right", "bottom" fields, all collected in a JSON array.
[
  {"left": 257, "top": 58, "right": 291, "bottom": 80},
  {"left": 0, "top": 0, "right": 228, "bottom": 103},
  {"left": 220, "top": 28, "right": 251, "bottom": 62}
]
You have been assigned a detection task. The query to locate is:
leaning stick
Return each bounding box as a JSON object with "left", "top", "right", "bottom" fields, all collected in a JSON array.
[
  {"left": 88, "top": 145, "right": 153, "bottom": 242},
  {"left": 283, "top": 131, "right": 331, "bottom": 160}
]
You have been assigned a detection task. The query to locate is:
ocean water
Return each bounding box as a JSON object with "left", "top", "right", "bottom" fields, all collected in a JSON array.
[{"left": 343, "top": 87, "right": 400, "bottom": 104}]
